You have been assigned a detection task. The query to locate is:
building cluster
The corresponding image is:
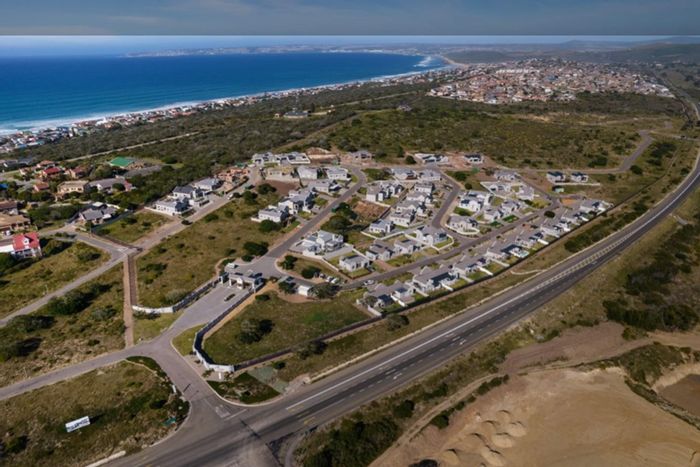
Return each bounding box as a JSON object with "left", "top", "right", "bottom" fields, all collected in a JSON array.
[
  {"left": 546, "top": 171, "right": 590, "bottom": 184},
  {"left": 151, "top": 178, "right": 222, "bottom": 216},
  {"left": 430, "top": 59, "right": 673, "bottom": 104},
  {"left": 254, "top": 187, "right": 317, "bottom": 224}
]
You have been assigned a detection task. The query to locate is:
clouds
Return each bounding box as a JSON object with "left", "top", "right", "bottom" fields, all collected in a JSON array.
[{"left": 0, "top": 0, "right": 697, "bottom": 35}]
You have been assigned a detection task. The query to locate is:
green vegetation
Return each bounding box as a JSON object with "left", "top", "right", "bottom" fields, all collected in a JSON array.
[
  {"left": 564, "top": 200, "right": 648, "bottom": 253},
  {"left": 602, "top": 201, "right": 700, "bottom": 332},
  {"left": 326, "top": 97, "right": 643, "bottom": 167},
  {"left": 203, "top": 291, "right": 367, "bottom": 364},
  {"left": 0, "top": 360, "right": 188, "bottom": 467},
  {"left": 133, "top": 312, "right": 180, "bottom": 342},
  {"left": 600, "top": 344, "right": 697, "bottom": 386},
  {"left": 136, "top": 194, "right": 280, "bottom": 307},
  {"left": 0, "top": 241, "right": 106, "bottom": 318},
  {"left": 208, "top": 372, "right": 279, "bottom": 404},
  {"left": 96, "top": 210, "right": 170, "bottom": 244},
  {"left": 0, "top": 265, "right": 124, "bottom": 385},
  {"left": 172, "top": 325, "right": 199, "bottom": 356}
]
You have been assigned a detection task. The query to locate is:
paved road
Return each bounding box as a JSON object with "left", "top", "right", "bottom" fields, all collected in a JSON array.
[
  {"left": 104, "top": 145, "right": 700, "bottom": 466},
  {"left": 0, "top": 231, "right": 135, "bottom": 326}
]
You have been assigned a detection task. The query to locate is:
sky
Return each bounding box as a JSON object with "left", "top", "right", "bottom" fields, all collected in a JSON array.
[{"left": 0, "top": 0, "right": 698, "bottom": 36}]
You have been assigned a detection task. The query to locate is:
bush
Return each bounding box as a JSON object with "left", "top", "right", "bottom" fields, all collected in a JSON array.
[
  {"left": 256, "top": 183, "right": 276, "bottom": 195},
  {"left": 255, "top": 293, "right": 270, "bottom": 301},
  {"left": 91, "top": 306, "right": 117, "bottom": 321},
  {"left": 259, "top": 219, "right": 281, "bottom": 233},
  {"left": 630, "top": 165, "right": 644, "bottom": 175},
  {"left": 301, "top": 266, "right": 321, "bottom": 279},
  {"left": 393, "top": 399, "right": 415, "bottom": 419},
  {"left": 237, "top": 318, "right": 274, "bottom": 344},
  {"left": 204, "top": 213, "right": 219, "bottom": 223},
  {"left": 387, "top": 313, "right": 409, "bottom": 331},
  {"left": 281, "top": 255, "right": 297, "bottom": 270},
  {"left": 297, "top": 340, "right": 328, "bottom": 360},
  {"left": 429, "top": 413, "right": 450, "bottom": 429},
  {"left": 243, "top": 241, "right": 269, "bottom": 257}
]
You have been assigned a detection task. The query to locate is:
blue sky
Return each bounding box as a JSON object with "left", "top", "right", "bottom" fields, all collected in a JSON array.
[{"left": 0, "top": 0, "right": 697, "bottom": 36}]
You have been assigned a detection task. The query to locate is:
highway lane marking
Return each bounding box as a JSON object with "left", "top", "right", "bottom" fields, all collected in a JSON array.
[{"left": 285, "top": 165, "right": 700, "bottom": 412}]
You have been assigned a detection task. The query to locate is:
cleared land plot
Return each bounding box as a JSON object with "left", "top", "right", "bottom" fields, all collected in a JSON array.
[
  {"left": 0, "top": 241, "right": 106, "bottom": 318},
  {"left": 0, "top": 359, "right": 187, "bottom": 467},
  {"left": 0, "top": 265, "right": 124, "bottom": 386},
  {"left": 133, "top": 312, "right": 180, "bottom": 343},
  {"left": 209, "top": 372, "right": 280, "bottom": 404},
  {"left": 203, "top": 291, "right": 368, "bottom": 364},
  {"left": 96, "top": 210, "right": 171, "bottom": 244},
  {"left": 136, "top": 194, "right": 280, "bottom": 307}
]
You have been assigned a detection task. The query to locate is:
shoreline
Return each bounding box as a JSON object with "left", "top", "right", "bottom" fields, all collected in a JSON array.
[{"left": 0, "top": 54, "right": 452, "bottom": 145}]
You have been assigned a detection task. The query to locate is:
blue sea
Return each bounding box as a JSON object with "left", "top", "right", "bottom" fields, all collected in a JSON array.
[{"left": 0, "top": 52, "right": 444, "bottom": 133}]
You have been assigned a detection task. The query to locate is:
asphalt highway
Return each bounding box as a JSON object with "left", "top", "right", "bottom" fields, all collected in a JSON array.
[{"left": 115, "top": 148, "right": 700, "bottom": 467}]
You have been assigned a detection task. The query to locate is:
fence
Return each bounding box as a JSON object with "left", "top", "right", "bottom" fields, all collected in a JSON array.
[{"left": 132, "top": 279, "right": 217, "bottom": 314}]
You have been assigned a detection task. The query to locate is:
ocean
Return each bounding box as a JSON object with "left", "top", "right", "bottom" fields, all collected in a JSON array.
[{"left": 0, "top": 52, "right": 444, "bottom": 133}]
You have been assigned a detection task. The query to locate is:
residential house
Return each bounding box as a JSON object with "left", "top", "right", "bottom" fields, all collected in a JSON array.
[
  {"left": 0, "top": 213, "right": 31, "bottom": 236},
  {"left": 579, "top": 199, "right": 610, "bottom": 214},
  {"left": 388, "top": 211, "right": 415, "bottom": 228},
  {"left": 413, "top": 153, "right": 446, "bottom": 164},
  {"left": 325, "top": 167, "right": 350, "bottom": 181},
  {"left": 482, "top": 207, "right": 504, "bottom": 223},
  {"left": 0, "top": 200, "right": 19, "bottom": 215},
  {"left": 297, "top": 166, "right": 320, "bottom": 180},
  {"left": 453, "top": 255, "right": 488, "bottom": 278},
  {"left": 90, "top": 177, "right": 133, "bottom": 194},
  {"left": 546, "top": 171, "right": 567, "bottom": 184},
  {"left": 412, "top": 265, "right": 457, "bottom": 294},
  {"left": 57, "top": 180, "right": 89, "bottom": 198},
  {"left": 464, "top": 153, "right": 484, "bottom": 164},
  {"left": 570, "top": 172, "right": 589, "bottom": 183},
  {"left": 0, "top": 232, "right": 42, "bottom": 259},
  {"left": 172, "top": 185, "right": 205, "bottom": 202},
  {"left": 257, "top": 206, "right": 289, "bottom": 223},
  {"left": 264, "top": 165, "right": 296, "bottom": 181},
  {"left": 494, "top": 170, "right": 518, "bottom": 182},
  {"left": 413, "top": 225, "right": 448, "bottom": 246},
  {"left": 217, "top": 167, "right": 248, "bottom": 183},
  {"left": 349, "top": 150, "right": 373, "bottom": 163},
  {"left": 419, "top": 170, "right": 442, "bottom": 181},
  {"left": 365, "top": 242, "right": 394, "bottom": 261},
  {"left": 67, "top": 166, "right": 88, "bottom": 179},
  {"left": 33, "top": 182, "right": 50, "bottom": 193},
  {"left": 339, "top": 254, "right": 370, "bottom": 272},
  {"left": 394, "top": 238, "right": 420, "bottom": 255},
  {"left": 307, "top": 179, "right": 340, "bottom": 194},
  {"left": 39, "top": 166, "right": 63, "bottom": 180},
  {"left": 108, "top": 156, "right": 137, "bottom": 170},
  {"left": 192, "top": 178, "right": 221, "bottom": 193},
  {"left": 78, "top": 204, "right": 118, "bottom": 225},
  {"left": 153, "top": 199, "right": 189, "bottom": 216},
  {"left": 391, "top": 168, "right": 416, "bottom": 181},
  {"left": 299, "top": 230, "right": 344, "bottom": 256},
  {"left": 414, "top": 181, "right": 434, "bottom": 194},
  {"left": 447, "top": 215, "right": 479, "bottom": 234},
  {"left": 368, "top": 219, "right": 393, "bottom": 236},
  {"left": 516, "top": 184, "right": 536, "bottom": 201}
]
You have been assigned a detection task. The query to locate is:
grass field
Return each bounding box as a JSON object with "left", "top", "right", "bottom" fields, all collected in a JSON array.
[
  {"left": 208, "top": 373, "right": 279, "bottom": 404},
  {"left": 172, "top": 325, "right": 199, "bottom": 356},
  {"left": 0, "top": 359, "right": 188, "bottom": 467},
  {"left": 203, "top": 291, "right": 368, "bottom": 364},
  {"left": 136, "top": 194, "right": 280, "bottom": 307},
  {"left": 0, "top": 265, "right": 125, "bottom": 386},
  {"left": 96, "top": 210, "right": 171, "bottom": 244},
  {"left": 0, "top": 241, "right": 106, "bottom": 318}
]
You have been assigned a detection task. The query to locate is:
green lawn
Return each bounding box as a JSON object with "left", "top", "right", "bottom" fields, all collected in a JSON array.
[
  {"left": 0, "top": 359, "right": 188, "bottom": 467},
  {"left": 172, "top": 325, "right": 200, "bottom": 356},
  {"left": 0, "top": 265, "right": 125, "bottom": 386},
  {"left": 136, "top": 194, "right": 281, "bottom": 307},
  {"left": 0, "top": 241, "right": 106, "bottom": 318},
  {"left": 97, "top": 210, "right": 171, "bottom": 244},
  {"left": 203, "top": 291, "right": 368, "bottom": 364}
]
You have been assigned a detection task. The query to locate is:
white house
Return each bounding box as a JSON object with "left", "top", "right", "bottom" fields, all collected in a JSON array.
[
  {"left": 413, "top": 225, "right": 448, "bottom": 246},
  {"left": 154, "top": 199, "right": 189, "bottom": 216},
  {"left": 257, "top": 205, "right": 289, "bottom": 223},
  {"left": 546, "top": 171, "right": 567, "bottom": 184},
  {"left": 172, "top": 185, "right": 205, "bottom": 202},
  {"left": 299, "top": 230, "right": 344, "bottom": 255},
  {"left": 389, "top": 211, "right": 415, "bottom": 228},
  {"left": 464, "top": 153, "right": 484, "bottom": 164},
  {"left": 571, "top": 172, "right": 589, "bottom": 183},
  {"left": 414, "top": 182, "right": 434, "bottom": 194},
  {"left": 339, "top": 254, "right": 370, "bottom": 272},
  {"left": 307, "top": 179, "right": 340, "bottom": 194},
  {"left": 369, "top": 219, "right": 394, "bottom": 236},
  {"left": 192, "top": 178, "right": 221, "bottom": 193},
  {"left": 297, "top": 166, "right": 320, "bottom": 180},
  {"left": 482, "top": 208, "right": 504, "bottom": 223},
  {"left": 394, "top": 238, "right": 420, "bottom": 255},
  {"left": 412, "top": 265, "right": 457, "bottom": 294},
  {"left": 419, "top": 170, "right": 442, "bottom": 182},
  {"left": 325, "top": 166, "right": 350, "bottom": 181},
  {"left": 494, "top": 170, "right": 518, "bottom": 182},
  {"left": 365, "top": 242, "right": 394, "bottom": 261},
  {"left": 447, "top": 215, "right": 479, "bottom": 234}
]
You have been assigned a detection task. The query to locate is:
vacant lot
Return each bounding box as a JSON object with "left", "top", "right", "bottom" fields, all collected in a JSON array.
[
  {"left": 97, "top": 210, "right": 171, "bottom": 244},
  {"left": 0, "top": 241, "right": 106, "bottom": 318},
  {"left": 0, "top": 265, "right": 125, "bottom": 386},
  {"left": 327, "top": 99, "right": 641, "bottom": 168},
  {"left": 136, "top": 194, "right": 280, "bottom": 307},
  {"left": 204, "top": 291, "right": 368, "bottom": 364},
  {"left": 0, "top": 359, "right": 188, "bottom": 467},
  {"left": 133, "top": 312, "right": 180, "bottom": 343}
]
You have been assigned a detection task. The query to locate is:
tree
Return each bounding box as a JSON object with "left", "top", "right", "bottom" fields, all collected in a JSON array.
[
  {"left": 259, "top": 219, "right": 280, "bottom": 233},
  {"left": 256, "top": 183, "right": 276, "bottom": 195},
  {"left": 393, "top": 399, "right": 415, "bottom": 419},
  {"left": 387, "top": 313, "right": 409, "bottom": 331},
  {"left": 301, "top": 266, "right": 321, "bottom": 279},
  {"left": 296, "top": 340, "right": 327, "bottom": 360},
  {"left": 405, "top": 155, "right": 417, "bottom": 165},
  {"left": 278, "top": 281, "right": 296, "bottom": 294},
  {"left": 243, "top": 241, "right": 268, "bottom": 257},
  {"left": 544, "top": 210, "right": 556, "bottom": 218},
  {"left": 281, "top": 255, "right": 297, "bottom": 270},
  {"left": 238, "top": 318, "right": 274, "bottom": 344}
]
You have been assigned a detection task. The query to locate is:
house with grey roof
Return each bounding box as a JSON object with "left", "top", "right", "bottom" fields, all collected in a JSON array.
[
  {"left": 339, "top": 254, "right": 370, "bottom": 272},
  {"left": 412, "top": 265, "right": 457, "bottom": 294}
]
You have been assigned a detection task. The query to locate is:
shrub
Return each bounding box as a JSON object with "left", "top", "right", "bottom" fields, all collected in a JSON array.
[
  {"left": 259, "top": 220, "right": 281, "bottom": 233},
  {"left": 301, "top": 266, "right": 321, "bottom": 279},
  {"left": 393, "top": 399, "right": 415, "bottom": 419}
]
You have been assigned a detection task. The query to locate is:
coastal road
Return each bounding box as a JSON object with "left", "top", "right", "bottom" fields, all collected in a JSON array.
[{"left": 111, "top": 145, "right": 700, "bottom": 466}]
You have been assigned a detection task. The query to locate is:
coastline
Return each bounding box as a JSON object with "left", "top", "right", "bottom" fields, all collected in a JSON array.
[{"left": 0, "top": 53, "right": 451, "bottom": 144}]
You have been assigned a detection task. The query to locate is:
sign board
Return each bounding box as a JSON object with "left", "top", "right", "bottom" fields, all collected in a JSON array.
[{"left": 65, "top": 416, "right": 90, "bottom": 433}]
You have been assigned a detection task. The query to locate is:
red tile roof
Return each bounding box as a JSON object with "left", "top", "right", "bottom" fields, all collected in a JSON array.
[{"left": 13, "top": 232, "right": 40, "bottom": 251}]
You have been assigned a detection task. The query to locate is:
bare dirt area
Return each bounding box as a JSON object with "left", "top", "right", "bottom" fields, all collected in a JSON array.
[
  {"left": 354, "top": 199, "right": 388, "bottom": 220},
  {"left": 265, "top": 180, "right": 299, "bottom": 196},
  {"left": 660, "top": 374, "right": 700, "bottom": 417},
  {"left": 380, "top": 368, "right": 700, "bottom": 467}
]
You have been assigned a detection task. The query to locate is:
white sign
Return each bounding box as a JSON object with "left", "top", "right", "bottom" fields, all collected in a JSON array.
[{"left": 65, "top": 416, "right": 90, "bottom": 433}]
